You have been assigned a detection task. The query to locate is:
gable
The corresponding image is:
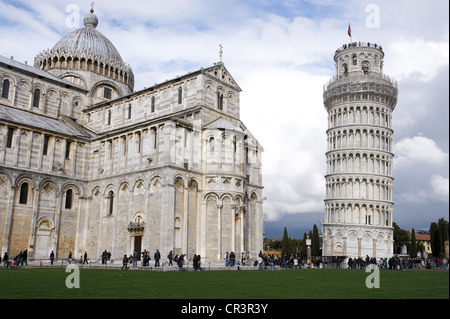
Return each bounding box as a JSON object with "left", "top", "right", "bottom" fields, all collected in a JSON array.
[{"left": 202, "top": 63, "right": 241, "bottom": 92}]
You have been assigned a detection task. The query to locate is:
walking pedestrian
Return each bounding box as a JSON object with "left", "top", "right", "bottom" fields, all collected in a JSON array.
[
  {"left": 83, "top": 251, "right": 88, "bottom": 264},
  {"left": 68, "top": 251, "right": 72, "bottom": 264},
  {"left": 197, "top": 255, "right": 203, "bottom": 271},
  {"left": 168, "top": 250, "right": 173, "bottom": 266},
  {"left": 178, "top": 254, "right": 185, "bottom": 271},
  {"left": 50, "top": 251, "right": 54, "bottom": 265},
  {"left": 193, "top": 254, "right": 198, "bottom": 270},
  {"left": 22, "top": 249, "right": 28, "bottom": 265}
]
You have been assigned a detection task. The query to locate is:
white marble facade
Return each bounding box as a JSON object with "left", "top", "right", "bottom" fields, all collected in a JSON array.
[{"left": 0, "top": 9, "right": 263, "bottom": 264}]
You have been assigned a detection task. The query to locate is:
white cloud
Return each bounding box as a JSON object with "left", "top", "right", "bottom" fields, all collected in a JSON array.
[
  {"left": 430, "top": 175, "right": 449, "bottom": 202},
  {"left": 393, "top": 136, "right": 449, "bottom": 168},
  {"left": 387, "top": 38, "right": 449, "bottom": 82}
]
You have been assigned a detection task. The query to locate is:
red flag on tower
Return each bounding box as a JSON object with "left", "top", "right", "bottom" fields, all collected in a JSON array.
[{"left": 348, "top": 23, "right": 351, "bottom": 38}]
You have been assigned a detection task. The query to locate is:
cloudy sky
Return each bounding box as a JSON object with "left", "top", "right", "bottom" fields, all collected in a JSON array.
[{"left": 0, "top": 0, "right": 448, "bottom": 238}]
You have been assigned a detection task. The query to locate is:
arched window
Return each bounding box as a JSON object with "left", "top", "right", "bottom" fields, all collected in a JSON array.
[
  {"left": 352, "top": 54, "right": 357, "bottom": 65},
  {"left": 6, "top": 127, "right": 14, "bottom": 148},
  {"left": 151, "top": 96, "right": 155, "bottom": 113},
  {"left": 107, "top": 109, "right": 112, "bottom": 125},
  {"left": 217, "top": 93, "right": 223, "bottom": 110},
  {"left": 1, "top": 79, "right": 10, "bottom": 99},
  {"left": 127, "top": 104, "right": 132, "bottom": 119},
  {"left": 178, "top": 87, "right": 182, "bottom": 104},
  {"left": 362, "top": 61, "right": 370, "bottom": 75},
  {"left": 209, "top": 137, "right": 215, "bottom": 153},
  {"left": 65, "top": 189, "right": 73, "bottom": 209},
  {"left": 65, "top": 140, "right": 72, "bottom": 159},
  {"left": 43, "top": 135, "right": 50, "bottom": 155},
  {"left": 19, "top": 182, "right": 29, "bottom": 204},
  {"left": 33, "top": 89, "right": 40, "bottom": 107},
  {"left": 107, "top": 190, "right": 114, "bottom": 215},
  {"left": 342, "top": 63, "right": 348, "bottom": 76}
]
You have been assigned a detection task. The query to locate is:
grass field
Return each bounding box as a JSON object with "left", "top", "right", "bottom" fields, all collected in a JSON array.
[{"left": 0, "top": 268, "right": 448, "bottom": 299}]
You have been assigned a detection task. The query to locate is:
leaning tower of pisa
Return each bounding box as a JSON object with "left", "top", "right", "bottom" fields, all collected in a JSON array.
[{"left": 322, "top": 42, "right": 398, "bottom": 260}]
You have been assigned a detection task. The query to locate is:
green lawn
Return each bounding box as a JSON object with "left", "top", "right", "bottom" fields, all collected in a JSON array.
[{"left": 0, "top": 268, "right": 448, "bottom": 299}]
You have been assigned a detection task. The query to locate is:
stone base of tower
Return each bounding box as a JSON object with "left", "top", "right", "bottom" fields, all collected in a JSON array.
[{"left": 322, "top": 224, "right": 393, "bottom": 260}]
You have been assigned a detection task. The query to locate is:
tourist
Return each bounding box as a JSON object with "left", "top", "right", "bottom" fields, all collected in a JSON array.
[
  {"left": 154, "top": 249, "right": 161, "bottom": 267},
  {"left": 21, "top": 249, "right": 27, "bottom": 265},
  {"left": 50, "top": 251, "right": 54, "bottom": 265},
  {"left": 257, "top": 255, "right": 263, "bottom": 270},
  {"left": 230, "top": 251, "right": 235, "bottom": 267},
  {"left": 3, "top": 252, "right": 9, "bottom": 268},
  {"left": 178, "top": 254, "right": 185, "bottom": 271},
  {"left": 269, "top": 256, "right": 275, "bottom": 271},
  {"left": 121, "top": 254, "right": 128, "bottom": 270},
  {"left": 16, "top": 251, "right": 22, "bottom": 266},
  {"left": 68, "top": 251, "right": 72, "bottom": 264},
  {"left": 193, "top": 254, "right": 198, "bottom": 270},
  {"left": 83, "top": 251, "right": 88, "bottom": 264},
  {"left": 141, "top": 250, "right": 149, "bottom": 266},
  {"left": 132, "top": 250, "right": 138, "bottom": 267},
  {"left": 167, "top": 250, "right": 173, "bottom": 266},
  {"left": 197, "top": 255, "right": 203, "bottom": 271},
  {"left": 246, "top": 251, "right": 252, "bottom": 266},
  {"left": 224, "top": 251, "right": 229, "bottom": 267}
]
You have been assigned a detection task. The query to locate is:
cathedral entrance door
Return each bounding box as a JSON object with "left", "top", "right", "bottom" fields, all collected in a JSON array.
[{"left": 134, "top": 236, "right": 142, "bottom": 261}]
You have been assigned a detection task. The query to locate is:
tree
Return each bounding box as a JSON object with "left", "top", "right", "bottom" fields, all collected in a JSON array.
[
  {"left": 281, "top": 227, "right": 291, "bottom": 256},
  {"left": 312, "top": 224, "right": 320, "bottom": 256},
  {"left": 409, "top": 228, "right": 417, "bottom": 258},
  {"left": 430, "top": 218, "right": 449, "bottom": 258},
  {"left": 300, "top": 233, "right": 307, "bottom": 256},
  {"left": 430, "top": 222, "right": 440, "bottom": 257},
  {"left": 393, "top": 222, "right": 409, "bottom": 254},
  {"left": 437, "top": 218, "right": 449, "bottom": 258}
]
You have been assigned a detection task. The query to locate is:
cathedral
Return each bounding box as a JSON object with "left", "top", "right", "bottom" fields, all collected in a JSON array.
[{"left": 0, "top": 8, "right": 264, "bottom": 264}]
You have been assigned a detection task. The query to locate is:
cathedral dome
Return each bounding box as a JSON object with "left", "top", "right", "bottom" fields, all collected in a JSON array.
[
  {"left": 51, "top": 11, "right": 123, "bottom": 63},
  {"left": 34, "top": 8, "right": 134, "bottom": 92}
]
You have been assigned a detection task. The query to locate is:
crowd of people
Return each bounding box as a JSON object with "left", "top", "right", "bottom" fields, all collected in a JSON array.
[
  {"left": 2, "top": 247, "right": 448, "bottom": 271},
  {"left": 345, "top": 255, "right": 449, "bottom": 270},
  {"left": 118, "top": 249, "right": 201, "bottom": 271},
  {"left": 1, "top": 250, "right": 28, "bottom": 268}
]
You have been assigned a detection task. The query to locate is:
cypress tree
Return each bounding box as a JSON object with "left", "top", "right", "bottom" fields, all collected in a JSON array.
[
  {"left": 409, "top": 228, "right": 417, "bottom": 258},
  {"left": 437, "top": 218, "right": 449, "bottom": 258},
  {"left": 312, "top": 224, "right": 320, "bottom": 256},
  {"left": 281, "top": 227, "right": 290, "bottom": 256},
  {"left": 430, "top": 222, "right": 440, "bottom": 257},
  {"left": 301, "top": 232, "right": 307, "bottom": 256}
]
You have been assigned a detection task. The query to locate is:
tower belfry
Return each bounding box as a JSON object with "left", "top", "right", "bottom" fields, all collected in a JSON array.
[{"left": 322, "top": 42, "right": 398, "bottom": 260}]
